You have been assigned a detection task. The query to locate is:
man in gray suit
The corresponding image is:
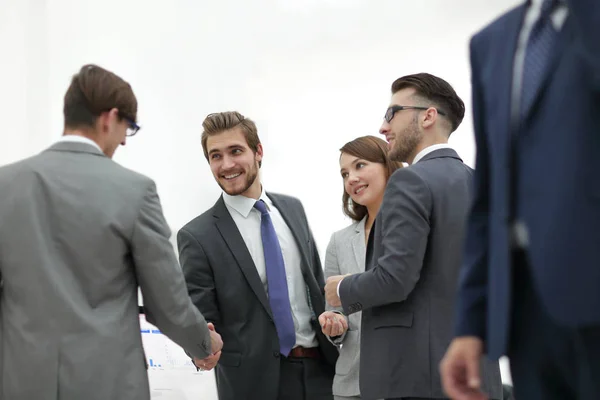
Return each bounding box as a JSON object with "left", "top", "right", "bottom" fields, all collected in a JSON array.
[
  {"left": 0, "top": 64, "right": 222, "bottom": 400},
  {"left": 324, "top": 73, "right": 502, "bottom": 400}
]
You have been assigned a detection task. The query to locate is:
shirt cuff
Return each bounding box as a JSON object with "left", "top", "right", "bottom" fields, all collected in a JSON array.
[{"left": 337, "top": 279, "right": 342, "bottom": 298}]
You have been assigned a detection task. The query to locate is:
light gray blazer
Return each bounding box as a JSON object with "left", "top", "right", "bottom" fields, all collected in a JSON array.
[
  {"left": 0, "top": 142, "right": 213, "bottom": 400},
  {"left": 325, "top": 217, "right": 366, "bottom": 398}
]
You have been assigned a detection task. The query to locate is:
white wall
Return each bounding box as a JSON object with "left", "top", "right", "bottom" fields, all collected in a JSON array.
[{"left": 1, "top": 0, "right": 519, "bottom": 395}]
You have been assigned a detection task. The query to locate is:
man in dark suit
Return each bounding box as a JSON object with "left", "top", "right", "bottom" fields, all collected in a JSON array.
[
  {"left": 178, "top": 111, "right": 337, "bottom": 400},
  {"left": 325, "top": 73, "right": 502, "bottom": 400},
  {"left": 441, "top": 1, "right": 600, "bottom": 399}
]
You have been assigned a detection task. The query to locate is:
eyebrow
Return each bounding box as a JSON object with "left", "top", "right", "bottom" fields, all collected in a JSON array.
[{"left": 208, "top": 145, "right": 244, "bottom": 155}]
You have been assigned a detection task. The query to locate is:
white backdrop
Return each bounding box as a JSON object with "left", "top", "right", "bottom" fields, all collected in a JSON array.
[{"left": 1, "top": 0, "right": 520, "bottom": 397}]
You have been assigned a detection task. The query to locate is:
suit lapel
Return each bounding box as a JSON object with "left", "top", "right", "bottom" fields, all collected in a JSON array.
[
  {"left": 486, "top": 6, "right": 526, "bottom": 159},
  {"left": 351, "top": 218, "right": 366, "bottom": 273},
  {"left": 267, "top": 193, "right": 321, "bottom": 318},
  {"left": 365, "top": 217, "right": 377, "bottom": 271},
  {"left": 213, "top": 197, "right": 273, "bottom": 319},
  {"left": 267, "top": 193, "right": 312, "bottom": 280}
]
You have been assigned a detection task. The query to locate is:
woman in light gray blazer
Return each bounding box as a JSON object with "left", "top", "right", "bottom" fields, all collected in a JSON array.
[{"left": 319, "top": 136, "right": 402, "bottom": 400}]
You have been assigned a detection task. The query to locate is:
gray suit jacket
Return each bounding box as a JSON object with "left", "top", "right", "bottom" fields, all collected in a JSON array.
[
  {"left": 0, "top": 141, "right": 212, "bottom": 400},
  {"left": 339, "top": 148, "right": 502, "bottom": 400},
  {"left": 325, "top": 217, "right": 366, "bottom": 398}
]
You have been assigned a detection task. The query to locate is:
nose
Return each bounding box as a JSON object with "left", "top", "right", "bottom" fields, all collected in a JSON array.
[
  {"left": 221, "top": 155, "right": 235, "bottom": 170},
  {"left": 379, "top": 121, "right": 390, "bottom": 135},
  {"left": 347, "top": 172, "right": 360, "bottom": 185}
]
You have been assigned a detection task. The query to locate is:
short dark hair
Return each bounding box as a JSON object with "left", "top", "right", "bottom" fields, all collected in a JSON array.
[
  {"left": 340, "top": 136, "right": 403, "bottom": 221},
  {"left": 391, "top": 73, "right": 465, "bottom": 133},
  {"left": 63, "top": 64, "right": 137, "bottom": 130},
  {"left": 201, "top": 111, "right": 262, "bottom": 167}
]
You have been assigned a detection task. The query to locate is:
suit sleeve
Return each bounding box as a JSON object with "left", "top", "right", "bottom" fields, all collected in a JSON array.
[
  {"left": 177, "top": 228, "right": 221, "bottom": 326},
  {"left": 567, "top": 0, "right": 600, "bottom": 73},
  {"left": 454, "top": 37, "right": 491, "bottom": 340},
  {"left": 131, "top": 181, "right": 212, "bottom": 360},
  {"left": 324, "top": 233, "right": 349, "bottom": 344},
  {"left": 339, "top": 168, "right": 432, "bottom": 314}
]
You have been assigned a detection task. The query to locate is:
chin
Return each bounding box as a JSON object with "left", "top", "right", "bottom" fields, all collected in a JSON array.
[
  {"left": 220, "top": 182, "right": 245, "bottom": 196},
  {"left": 222, "top": 185, "right": 241, "bottom": 196},
  {"left": 351, "top": 197, "right": 367, "bottom": 207}
]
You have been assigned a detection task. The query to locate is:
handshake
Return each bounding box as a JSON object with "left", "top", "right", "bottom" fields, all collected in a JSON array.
[
  {"left": 318, "top": 311, "right": 349, "bottom": 338},
  {"left": 193, "top": 312, "right": 348, "bottom": 372},
  {"left": 194, "top": 322, "right": 223, "bottom": 371}
]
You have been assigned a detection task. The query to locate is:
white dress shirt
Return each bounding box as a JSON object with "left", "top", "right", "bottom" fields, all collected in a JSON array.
[
  {"left": 57, "top": 135, "right": 102, "bottom": 151},
  {"left": 411, "top": 143, "right": 453, "bottom": 165},
  {"left": 223, "top": 189, "right": 318, "bottom": 348},
  {"left": 58, "top": 135, "right": 103, "bottom": 152}
]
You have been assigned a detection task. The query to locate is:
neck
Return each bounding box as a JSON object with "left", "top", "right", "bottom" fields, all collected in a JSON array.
[
  {"left": 408, "top": 135, "right": 448, "bottom": 164},
  {"left": 241, "top": 179, "right": 262, "bottom": 200},
  {"left": 64, "top": 128, "right": 91, "bottom": 138}
]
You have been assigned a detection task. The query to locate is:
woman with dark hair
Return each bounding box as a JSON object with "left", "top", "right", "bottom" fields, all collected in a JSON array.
[{"left": 318, "top": 135, "right": 402, "bottom": 400}]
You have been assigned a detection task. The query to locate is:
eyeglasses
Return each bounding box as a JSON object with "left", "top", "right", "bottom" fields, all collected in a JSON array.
[
  {"left": 123, "top": 117, "right": 141, "bottom": 137},
  {"left": 384, "top": 105, "right": 446, "bottom": 123},
  {"left": 101, "top": 109, "right": 141, "bottom": 137},
  {"left": 100, "top": 109, "right": 141, "bottom": 136}
]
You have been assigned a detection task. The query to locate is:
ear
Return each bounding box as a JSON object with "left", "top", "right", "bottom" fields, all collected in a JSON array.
[
  {"left": 421, "top": 107, "right": 438, "bottom": 129},
  {"left": 97, "top": 108, "right": 120, "bottom": 133},
  {"left": 255, "top": 143, "right": 264, "bottom": 162},
  {"left": 107, "top": 108, "right": 120, "bottom": 124}
]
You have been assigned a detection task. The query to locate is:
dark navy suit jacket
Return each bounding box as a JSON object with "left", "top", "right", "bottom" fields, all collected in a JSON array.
[{"left": 455, "top": 0, "right": 600, "bottom": 359}]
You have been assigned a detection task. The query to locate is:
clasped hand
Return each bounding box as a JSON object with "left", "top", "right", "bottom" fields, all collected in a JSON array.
[
  {"left": 318, "top": 311, "right": 348, "bottom": 337},
  {"left": 194, "top": 322, "right": 222, "bottom": 371}
]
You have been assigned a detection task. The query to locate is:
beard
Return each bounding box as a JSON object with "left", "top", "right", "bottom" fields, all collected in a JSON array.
[
  {"left": 218, "top": 164, "right": 259, "bottom": 196},
  {"left": 389, "top": 118, "right": 422, "bottom": 163}
]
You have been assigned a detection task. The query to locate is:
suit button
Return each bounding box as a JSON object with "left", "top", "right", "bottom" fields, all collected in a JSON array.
[{"left": 273, "top": 351, "right": 280, "bottom": 358}]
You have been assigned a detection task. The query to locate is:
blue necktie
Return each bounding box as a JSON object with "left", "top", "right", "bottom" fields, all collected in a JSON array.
[
  {"left": 254, "top": 200, "right": 296, "bottom": 356},
  {"left": 520, "top": 0, "right": 559, "bottom": 120}
]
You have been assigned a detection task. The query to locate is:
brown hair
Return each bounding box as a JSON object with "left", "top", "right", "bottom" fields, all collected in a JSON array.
[
  {"left": 340, "top": 136, "right": 403, "bottom": 221},
  {"left": 391, "top": 73, "right": 465, "bottom": 134},
  {"left": 63, "top": 64, "right": 137, "bottom": 129},
  {"left": 201, "top": 111, "right": 262, "bottom": 167}
]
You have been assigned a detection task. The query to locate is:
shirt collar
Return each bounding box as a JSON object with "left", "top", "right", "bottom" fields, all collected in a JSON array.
[
  {"left": 222, "top": 186, "right": 271, "bottom": 218},
  {"left": 411, "top": 144, "right": 452, "bottom": 165},
  {"left": 58, "top": 135, "right": 103, "bottom": 152},
  {"left": 529, "top": 0, "right": 564, "bottom": 6},
  {"left": 528, "top": 0, "right": 568, "bottom": 30}
]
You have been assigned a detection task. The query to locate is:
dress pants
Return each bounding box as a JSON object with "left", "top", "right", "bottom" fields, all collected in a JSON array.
[
  {"left": 278, "top": 355, "right": 333, "bottom": 400},
  {"left": 509, "top": 250, "right": 600, "bottom": 400},
  {"left": 385, "top": 398, "right": 446, "bottom": 399}
]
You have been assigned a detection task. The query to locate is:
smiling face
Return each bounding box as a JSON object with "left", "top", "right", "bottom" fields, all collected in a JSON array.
[
  {"left": 339, "top": 152, "right": 387, "bottom": 210},
  {"left": 206, "top": 126, "right": 263, "bottom": 198}
]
